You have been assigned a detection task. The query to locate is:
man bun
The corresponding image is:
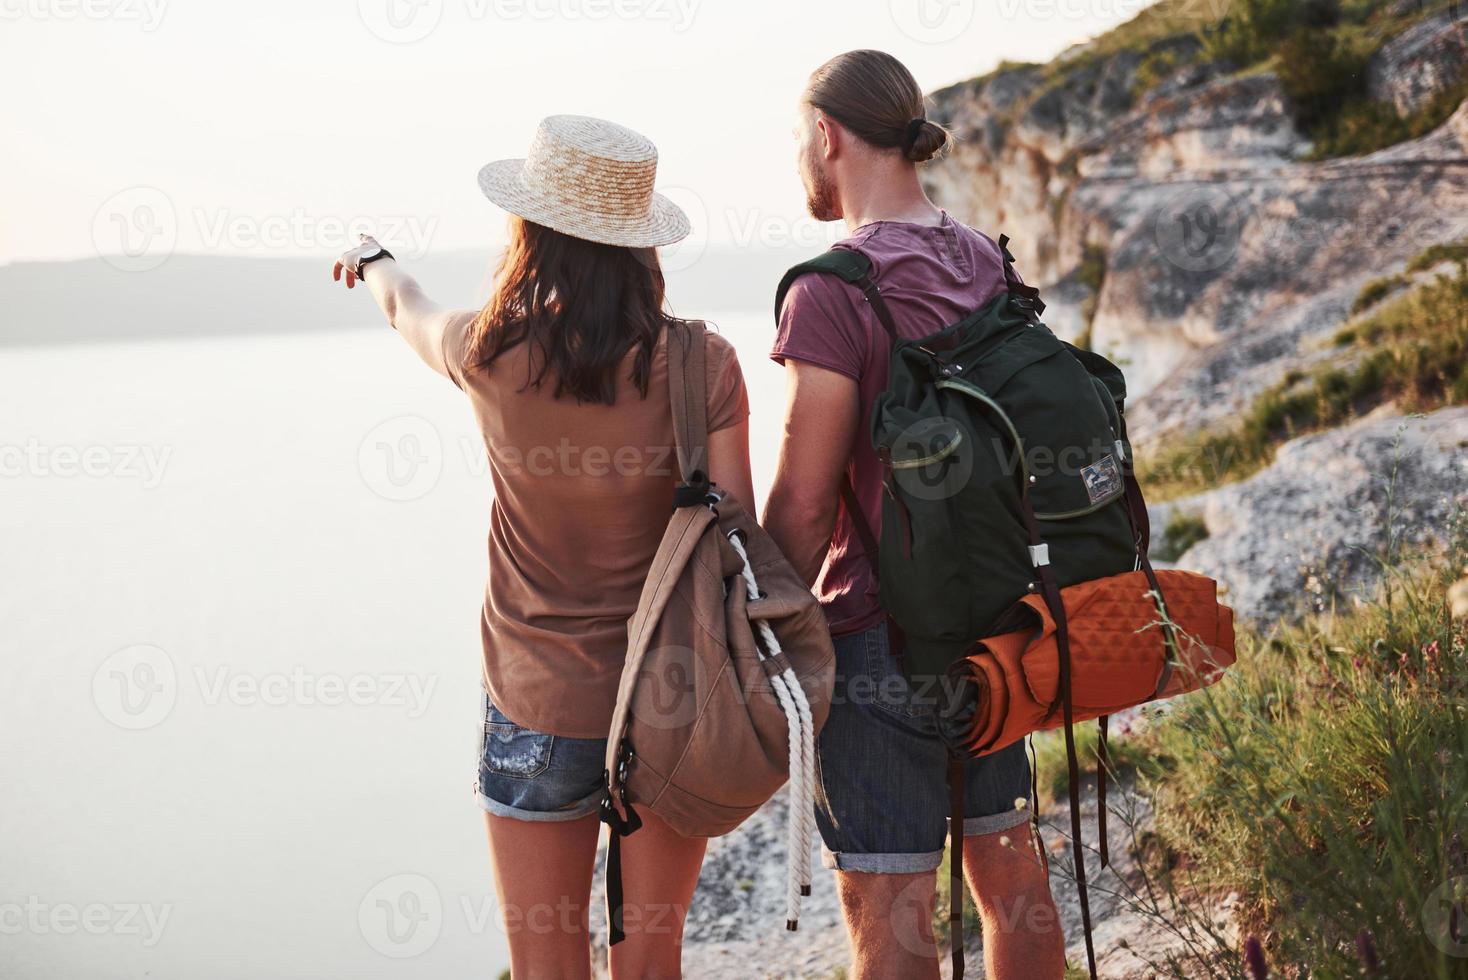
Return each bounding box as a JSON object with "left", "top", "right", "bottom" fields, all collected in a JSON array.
[{"left": 903, "top": 119, "right": 950, "bottom": 163}]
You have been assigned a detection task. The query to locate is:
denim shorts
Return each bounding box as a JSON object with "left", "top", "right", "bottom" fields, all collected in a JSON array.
[
  {"left": 474, "top": 691, "right": 607, "bottom": 822},
  {"left": 814, "top": 623, "right": 1032, "bottom": 873}
]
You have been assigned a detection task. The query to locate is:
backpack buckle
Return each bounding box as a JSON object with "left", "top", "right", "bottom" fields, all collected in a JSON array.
[{"left": 1028, "top": 544, "right": 1051, "bottom": 568}]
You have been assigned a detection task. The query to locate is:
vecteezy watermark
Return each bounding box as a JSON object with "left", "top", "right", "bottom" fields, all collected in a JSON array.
[
  {"left": 357, "top": 872, "right": 687, "bottom": 956},
  {"left": 0, "top": 0, "right": 168, "bottom": 30},
  {"left": 0, "top": 897, "right": 173, "bottom": 947},
  {"left": 92, "top": 645, "right": 440, "bottom": 730},
  {"left": 359, "top": 874, "right": 443, "bottom": 958},
  {"left": 1423, "top": 876, "right": 1468, "bottom": 958},
  {"left": 0, "top": 439, "right": 172, "bottom": 488},
  {"left": 357, "top": 0, "right": 700, "bottom": 44},
  {"left": 993, "top": 0, "right": 1148, "bottom": 20},
  {"left": 1153, "top": 185, "right": 1254, "bottom": 273},
  {"left": 357, "top": 0, "right": 443, "bottom": 43},
  {"left": 193, "top": 209, "right": 437, "bottom": 258},
  {"left": 93, "top": 644, "right": 178, "bottom": 731},
  {"left": 889, "top": 0, "right": 975, "bottom": 44},
  {"left": 92, "top": 186, "right": 177, "bottom": 273},
  {"left": 92, "top": 186, "right": 438, "bottom": 272},
  {"left": 194, "top": 666, "right": 438, "bottom": 719},
  {"left": 358, "top": 416, "right": 443, "bottom": 502}
]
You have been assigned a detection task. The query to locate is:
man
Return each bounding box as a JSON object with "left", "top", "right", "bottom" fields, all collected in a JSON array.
[{"left": 763, "top": 49, "right": 1066, "bottom": 980}]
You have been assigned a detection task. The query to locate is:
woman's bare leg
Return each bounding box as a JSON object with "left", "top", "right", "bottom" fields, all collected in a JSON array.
[
  {"left": 608, "top": 809, "right": 707, "bottom": 980},
  {"left": 483, "top": 810, "right": 602, "bottom": 980}
]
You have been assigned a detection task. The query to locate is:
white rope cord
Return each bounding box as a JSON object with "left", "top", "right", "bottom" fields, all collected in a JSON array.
[{"left": 727, "top": 531, "right": 816, "bottom": 930}]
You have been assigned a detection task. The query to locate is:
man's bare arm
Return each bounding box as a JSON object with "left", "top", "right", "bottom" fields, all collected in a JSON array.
[{"left": 762, "top": 360, "right": 859, "bottom": 587}]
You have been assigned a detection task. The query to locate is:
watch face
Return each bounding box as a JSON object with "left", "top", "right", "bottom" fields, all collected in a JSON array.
[{"left": 358, "top": 246, "right": 383, "bottom": 262}]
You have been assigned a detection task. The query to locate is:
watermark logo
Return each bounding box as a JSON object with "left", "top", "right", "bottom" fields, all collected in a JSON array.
[
  {"left": 0, "top": 897, "right": 172, "bottom": 947},
  {"left": 92, "top": 186, "right": 176, "bottom": 273},
  {"left": 653, "top": 185, "right": 709, "bottom": 274},
  {"left": 0, "top": 0, "right": 169, "bottom": 30},
  {"left": 888, "top": 416, "right": 975, "bottom": 503},
  {"left": 0, "top": 440, "right": 172, "bottom": 487},
  {"left": 1153, "top": 186, "right": 1253, "bottom": 273},
  {"left": 359, "top": 416, "right": 443, "bottom": 502},
  {"left": 357, "top": 0, "right": 443, "bottom": 43},
  {"left": 359, "top": 873, "right": 443, "bottom": 957},
  {"left": 194, "top": 666, "right": 438, "bottom": 718},
  {"left": 629, "top": 645, "right": 703, "bottom": 731},
  {"left": 92, "top": 644, "right": 178, "bottom": 730},
  {"left": 1423, "top": 876, "right": 1468, "bottom": 957},
  {"left": 889, "top": 0, "right": 975, "bottom": 44}
]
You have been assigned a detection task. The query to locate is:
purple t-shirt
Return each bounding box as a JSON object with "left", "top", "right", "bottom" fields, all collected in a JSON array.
[{"left": 770, "top": 212, "right": 1010, "bottom": 637}]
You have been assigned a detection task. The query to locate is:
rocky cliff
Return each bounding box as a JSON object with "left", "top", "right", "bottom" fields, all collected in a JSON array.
[
  {"left": 924, "top": 7, "right": 1468, "bottom": 437},
  {"left": 923, "top": 4, "right": 1468, "bottom": 624}
]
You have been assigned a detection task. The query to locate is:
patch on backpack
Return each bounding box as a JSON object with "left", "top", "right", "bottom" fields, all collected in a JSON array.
[{"left": 1081, "top": 455, "right": 1122, "bottom": 505}]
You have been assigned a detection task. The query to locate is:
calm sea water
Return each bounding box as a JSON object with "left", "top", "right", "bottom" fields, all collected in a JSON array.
[{"left": 0, "top": 313, "right": 783, "bottom": 979}]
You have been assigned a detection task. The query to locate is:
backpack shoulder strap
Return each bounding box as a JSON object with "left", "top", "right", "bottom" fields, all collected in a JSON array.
[
  {"left": 773, "top": 248, "right": 900, "bottom": 344},
  {"left": 666, "top": 320, "right": 710, "bottom": 492},
  {"left": 996, "top": 234, "right": 1047, "bottom": 319}
]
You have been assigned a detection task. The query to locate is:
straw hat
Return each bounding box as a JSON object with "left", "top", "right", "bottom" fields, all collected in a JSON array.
[{"left": 477, "top": 115, "right": 690, "bottom": 248}]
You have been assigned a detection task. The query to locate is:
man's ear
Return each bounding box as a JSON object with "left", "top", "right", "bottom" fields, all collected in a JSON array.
[{"left": 815, "top": 112, "right": 839, "bottom": 161}]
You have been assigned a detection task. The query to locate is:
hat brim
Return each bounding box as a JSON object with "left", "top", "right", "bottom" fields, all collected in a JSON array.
[{"left": 477, "top": 159, "right": 690, "bottom": 249}]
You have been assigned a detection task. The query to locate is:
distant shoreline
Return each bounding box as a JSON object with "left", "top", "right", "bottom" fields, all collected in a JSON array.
[{"left": 0, "top": 247, "right": 810, "bottom": 347}]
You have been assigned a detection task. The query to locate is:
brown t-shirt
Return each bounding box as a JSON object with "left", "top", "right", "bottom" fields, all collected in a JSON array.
[{"left": 444, "top": 322, "right": 748, "bottom": 738}]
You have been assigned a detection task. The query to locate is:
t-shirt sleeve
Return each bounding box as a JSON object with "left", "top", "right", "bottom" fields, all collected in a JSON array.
[
  {"left": 439, "top": 311, "right": 476, "bottom": 391},
  {"left": 769, "top": 274, "right": 867, "bottom": 380},
  {"left": 704, "top": 330, "right": 749, "bottom": 433}
]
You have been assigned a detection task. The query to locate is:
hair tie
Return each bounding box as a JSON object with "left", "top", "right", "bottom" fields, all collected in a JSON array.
[{"left": 902, "top": 117, "right": 927, "bottom": 153}]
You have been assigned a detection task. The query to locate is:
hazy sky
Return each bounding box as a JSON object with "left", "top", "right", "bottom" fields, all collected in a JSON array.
[{"left": 1, "top": 0, "right": 1156, "bottom": 266}]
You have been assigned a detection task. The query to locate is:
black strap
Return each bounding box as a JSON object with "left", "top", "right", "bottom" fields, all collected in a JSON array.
[
  {"left": 1097, "top": 715, "right": 1110, "bottom": 869},
  {"left": 1019, "top": 489, "right": 1097, "bottom": 980},
  {"left": 996, "top": 234, "right": 1046, "bottom": 319},
  {"left": 949, "top": 758, "right": 966, "bottom": 980},
  {"left": 606, "top": 832, "right": 627, "bottom": 945},
  {"left": 599, "top": 746, "right": 643, "bottom": 945}
]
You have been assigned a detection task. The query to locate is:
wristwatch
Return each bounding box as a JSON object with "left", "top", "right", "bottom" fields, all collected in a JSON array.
[{"left": 353, "top": 245, "right": 395, "bottom": 280}]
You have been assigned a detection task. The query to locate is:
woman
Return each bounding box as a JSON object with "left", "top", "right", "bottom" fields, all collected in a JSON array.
[{"left": 332, "top": 115, "right": 754, "bottom": 979}]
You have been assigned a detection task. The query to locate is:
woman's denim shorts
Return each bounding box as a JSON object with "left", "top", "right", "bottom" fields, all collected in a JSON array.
[{"left": 474, "top": 691, "right": 607, "bottom": 822}]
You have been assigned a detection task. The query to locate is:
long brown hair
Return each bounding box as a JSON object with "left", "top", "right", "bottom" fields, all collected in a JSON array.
[
  {"left": 805, "top": 49, "right": 950, "bottom": 163},
  {"left": 467, "top": 217, "right": 674, "bottom": 404}
]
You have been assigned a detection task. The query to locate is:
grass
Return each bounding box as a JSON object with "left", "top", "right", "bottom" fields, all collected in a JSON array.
[
  {"left": 1032, "top": 721, "right": 1159, "bottom": 810},
  {"left": 1154, "top": 511, "right": 1211, "bottom": 562},
  {"left": 1409, "top": 238, "right": 1468, "bottom": 274},
  {"left": 1307, "top": 76, "right": 1468, "bottom": 159},
  {"left": 1135, "top": 513, "right": 1468, "bottom": 977},
  {"left": 1074, "top": 244, "right": 1108, "bottom": 352},
  {"left": 1137, "top": 259, "right": 1468, "bottom": 500},
  {"left": 1351, "top": 273, "right": 1407, "bottom": 315}
]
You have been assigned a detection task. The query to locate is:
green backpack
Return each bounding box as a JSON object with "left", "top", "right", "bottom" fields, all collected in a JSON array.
[
  {"left": 775, "top": 235, "right": 1142, "bottom": 680},
  {"left": 775, "top": 235, "right": 1149, "bottom": 980}
]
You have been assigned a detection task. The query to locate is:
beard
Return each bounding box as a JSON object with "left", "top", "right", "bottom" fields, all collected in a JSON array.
[{"left": 802, "top": 145, "right": 840, "bottom": 222}]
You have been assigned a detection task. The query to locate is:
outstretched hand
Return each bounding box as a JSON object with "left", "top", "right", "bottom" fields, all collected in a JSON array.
[{"left": 331, "top": 233, "right": 385, "bottom": 290}]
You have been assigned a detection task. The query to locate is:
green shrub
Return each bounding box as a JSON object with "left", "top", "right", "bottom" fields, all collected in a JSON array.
[
  {"left": 1143, "top": 538, "right": 1468, "bottom": 977},
  {"left": 1076, "top": 244, "right": 1108, "bottom": 351},
  {"left": 1276, "top": 21, "right": 1373, "bottom": 132},
  {"left": 1309, "top": 77, "right": 1468, "bottom": 159},
  {"left": 1351, "top": 274, "right": 1407, "bottom": 315},
  {"left": 1408, "top": 237, "right": 1468, "bottom": 274},
  {"left": 1201, "top": 0, "right": 1292, "bottom": 64},
  {"left": 1154, "top": 511, "right": 1211, "bottom": 562}
]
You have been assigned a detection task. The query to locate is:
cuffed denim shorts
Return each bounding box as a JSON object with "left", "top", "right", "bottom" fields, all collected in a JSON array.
[
  {"left": 474, "top": 691, "right": 606, "bottom": 822},
  {"left": 814, "top": 622, "right": 1032, "bottom": 873}
]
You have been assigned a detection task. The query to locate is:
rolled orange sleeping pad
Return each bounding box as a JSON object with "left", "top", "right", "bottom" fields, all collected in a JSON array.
[{"left": 953, "top": 569, "right": 1236, "bottom": 757}]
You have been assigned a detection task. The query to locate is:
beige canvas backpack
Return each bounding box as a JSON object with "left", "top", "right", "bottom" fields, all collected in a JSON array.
[{"left": 600, "top": 321, "right": 836, "bottom": 943}]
